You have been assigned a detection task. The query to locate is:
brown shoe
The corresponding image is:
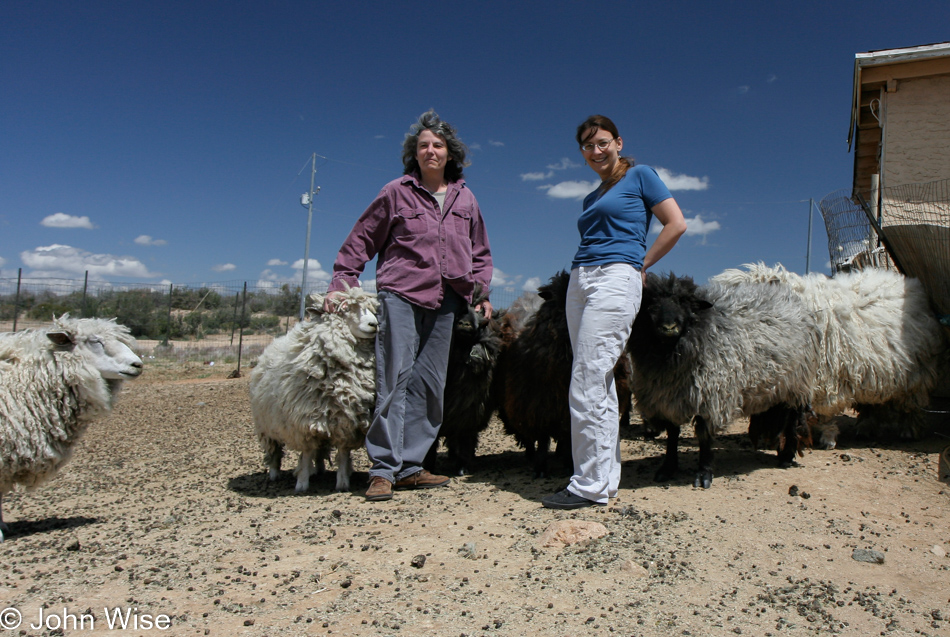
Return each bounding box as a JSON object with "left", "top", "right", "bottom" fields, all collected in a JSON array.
[
  {"left": 393, "top": 469, "right": 450, "bottom": 490},
  {"left": 365, "top": 476, "right": 393, "bottom": 501}
]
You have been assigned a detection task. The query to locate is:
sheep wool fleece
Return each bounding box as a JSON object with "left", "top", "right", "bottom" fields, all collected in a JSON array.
[
  {"left": 566, "top": 263, "right": 641, "bottom": 503},
  {"left": 366, "top": 289, "right": 463, "bottom": 483}
]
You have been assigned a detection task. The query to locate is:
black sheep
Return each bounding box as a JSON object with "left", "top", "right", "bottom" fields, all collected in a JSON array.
[
  {"left": 628, "top": 272, "right": 819, "bottom": 488},
  {"left": 494, "top": 271, "right": 633, "bottom": 477},
  {"left": 426, "top": 290, "right": 502, "bottom": 475}
]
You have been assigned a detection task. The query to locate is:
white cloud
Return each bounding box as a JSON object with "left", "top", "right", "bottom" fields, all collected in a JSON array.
[
  {"left": 655, "top": 167, "right": 709, "bottom": 191},
  {"left": 41, "top": 213, "right": 94, "bottom": 229},
  {"left": 20, "top": 244, "right": 157, "bottom": 278},
  {"left": 767, "top": 74, "right": 777, "bottom": 83},
  {"left": 469, "top": 143, "right": 482, "bottom": 151},
  {"left": 521, "top": 171, "right": 553, "bottom": 181},
  {"left": 134, "top": 234, "right": 167, "bottom": 246},
  {"left": 522, "top": 157, "right": 581, "bottom": 182},
  {"left": 542, "top": 180, "right": 599, "bottom": 200},
  {"left": 267, "top": 258, "right": 288, "bottom": 266},
  {"left": 547, "top": 157, "right": 581, "bottom": 171},
  {"left": 291, "top": 258, "right": 331, "bottom": 281},
  {"left": 488, "top": 140, "right": 504, "bottom": 147},
  {"left": 522, "top": 277, "right": 541, "bottom": 293},
  {"left": 685, "top": 214, "right": 721, "bottom": 236},
  {"left": 652, "top": 214, "right": 721, "bottom": 239},
  {"left": 491, "top": 267, "right": 524, "bottom": 290},
  {"left": 255, "top": 269, "right": 283, "bottom": 292},
  {"left": 491, "top": 268, "right": 512, "bottom": 286},
  {"left": 738, "top": 85, "right": 750, "bottom": 94},
  {"left": 212, "top": 263, "right": 237, "bottom": 272},
  {"left": 0, "top": 256, "right": 6, "bottom": 267}
]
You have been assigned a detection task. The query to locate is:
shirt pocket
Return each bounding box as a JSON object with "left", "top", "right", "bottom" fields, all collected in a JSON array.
[
  {"left": 449, "top": 206, "right": 473, "bottom": 240},
  {"left": 393, "top": 207, "right": 429, "bottom": 237}
]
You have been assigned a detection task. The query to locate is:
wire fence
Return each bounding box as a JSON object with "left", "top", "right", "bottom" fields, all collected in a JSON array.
[
  {"left": 819, "top": 177, "right": 950, "bottom": 317},
  {"left": 0, "top": 273, "right": 524, "bottom": 357}
]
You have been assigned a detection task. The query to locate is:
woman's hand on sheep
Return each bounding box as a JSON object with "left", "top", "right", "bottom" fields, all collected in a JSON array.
[
  {"left": 323, "top": 291, "right": 348, "bottom": 313},
  {"left": 476, "top": 300, "right": 493, "bottom": 320}
]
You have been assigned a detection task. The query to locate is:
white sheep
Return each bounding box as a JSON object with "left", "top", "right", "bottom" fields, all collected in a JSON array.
[
  {"left": 712, "top": 263, "right": 946, "bottom": 440},
  {"left": 0, "top": 316, "right": 143, "bottom": 542},
  {"left": 249, "top": 287, "right": 378, "bottom": 493}
]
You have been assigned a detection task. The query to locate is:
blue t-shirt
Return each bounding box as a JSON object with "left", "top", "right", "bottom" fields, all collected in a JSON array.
[{"left": 571, "top": 164, "right": 672, "bottom": 270}]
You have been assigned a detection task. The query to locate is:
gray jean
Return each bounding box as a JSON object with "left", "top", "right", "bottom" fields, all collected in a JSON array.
[{"left": 366, "top": 288, "right": 462, "bottom": 482}]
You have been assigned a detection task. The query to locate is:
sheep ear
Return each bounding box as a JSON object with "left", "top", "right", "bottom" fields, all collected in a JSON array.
[{"left": 47, "top": 331, "right": 74, "bottom": 346}]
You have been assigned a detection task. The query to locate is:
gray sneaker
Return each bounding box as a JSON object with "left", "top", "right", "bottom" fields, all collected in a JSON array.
[{"left": 541, "top": 489, "right": 604, "bottom": 510}]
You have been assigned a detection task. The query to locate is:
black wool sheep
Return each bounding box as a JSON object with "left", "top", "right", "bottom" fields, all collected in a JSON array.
[
  {"left": 426, "top": 289, "right": 502, "bottom": 475},
  {"left": 494, "top": 271, "right": 633, "bottom": 477},
  {"left": 628, "top": 272, "right": 820, "bottom": 488}
]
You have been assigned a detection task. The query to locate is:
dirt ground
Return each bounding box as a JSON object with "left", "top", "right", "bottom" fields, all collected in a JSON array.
[{"left": 2, "top": 370, "right": 949, "bottom": 637}]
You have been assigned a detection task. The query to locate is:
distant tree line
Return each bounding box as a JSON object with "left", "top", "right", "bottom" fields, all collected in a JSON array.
[
  {"left": 1, "top": 276, "right": 523, "bottom": 339},
  {"left": 0, "top": 283, "right": 304, "bottom": 340}
]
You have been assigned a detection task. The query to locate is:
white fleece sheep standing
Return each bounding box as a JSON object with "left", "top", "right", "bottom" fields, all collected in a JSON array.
[
  {"left": 249, "top": 288, "right": 378, "bottom": 493},
  {"left": 712, "top": 263, "right": 946, "bottom": 441},
  {"left": 0, "top": 316, "right": 143, "bottom": 542}
]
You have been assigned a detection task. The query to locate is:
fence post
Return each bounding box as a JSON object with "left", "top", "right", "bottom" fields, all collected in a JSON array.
[
  {"left": 163, "top": 283, "right": 174, "bottom": 346},
  {"left": 13, "top": 268, "right": 22, "bottom": 332},
  {"left": 229, "top": 292, "right": 239, "bottom": 346},
  {"left": 81, "top": 271, "right": 89, "bottom": 317},
  {"left": 234, "top": 282, "right": 248, "bottom": 378}
]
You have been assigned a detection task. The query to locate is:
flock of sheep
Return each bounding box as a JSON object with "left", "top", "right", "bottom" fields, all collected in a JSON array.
[
  {"left": 248, "top": 263, "right": 948, "bottom": 492},
  {"left": 0, "top": 262, "right": 946, "bottom": 540}
]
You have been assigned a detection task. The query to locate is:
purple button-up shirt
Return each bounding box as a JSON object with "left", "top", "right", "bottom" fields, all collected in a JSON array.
[{"left": 328, "top": 173, "right": 492, "bottom": 310}]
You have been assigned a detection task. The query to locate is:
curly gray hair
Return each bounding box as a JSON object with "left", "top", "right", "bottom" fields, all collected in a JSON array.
[{"left": 402, "top": 109, "right": 469, "bottom": 181}]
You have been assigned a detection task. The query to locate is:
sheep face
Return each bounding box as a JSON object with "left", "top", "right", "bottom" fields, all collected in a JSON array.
[
  {"left": 346, "top": 305, "right": 379, "bottom": 340},
  {"left": 637, "top": 273, "right": 712, "bottom": 344},
  {"left": 47, "top": 322, "right": 143, "bottom": 381},
  {"left": 309, "top": 290, "right": 379, "bottom": 340}
]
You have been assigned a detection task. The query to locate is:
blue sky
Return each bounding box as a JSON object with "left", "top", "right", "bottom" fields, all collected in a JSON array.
[{"left": 2, "top": 1, "right": 948, "bottom": 303}]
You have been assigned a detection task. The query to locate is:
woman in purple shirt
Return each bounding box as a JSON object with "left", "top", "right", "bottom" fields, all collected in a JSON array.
[
  {"left": 542, "top": 115, "right": 686, "bottom": 510},
  {"left": 325, "top": 110, "right": 493, "bottom": 501}
]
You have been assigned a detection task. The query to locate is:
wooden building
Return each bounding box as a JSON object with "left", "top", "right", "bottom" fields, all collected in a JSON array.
[{"left": 849, "top": 42, "right": 950, "bottom": 195}]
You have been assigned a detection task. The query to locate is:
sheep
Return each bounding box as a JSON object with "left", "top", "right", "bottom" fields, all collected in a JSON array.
[
  {"left": 628, "top": 272, "right": 821, "bottom": 488},
  {"left": 0, "top": 316, "right": 143, "bottom": 542},
  {"left": 494, "top": 271, "right": 633, "bottom": 477},
  {"left": 496, "top": 290, "right": 542, "bottom": 341},
  {"left": 249, "top": 287, "right": 378, "bottom": 493},
  {"left": 712, "top": 263, "right": 946, "bottom": 440},
  {"left": 425, "top": 288, "right": 502, "bottom": 475},
  {"left": 747, "top": 404, "right": 815, "bottom": 466}
]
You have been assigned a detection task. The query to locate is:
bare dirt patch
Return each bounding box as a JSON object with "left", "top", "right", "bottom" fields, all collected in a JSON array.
[{"left": 2, "top": 375, "right": 949, "bottom": 636}]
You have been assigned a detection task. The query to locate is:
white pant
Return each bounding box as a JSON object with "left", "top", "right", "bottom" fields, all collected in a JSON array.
[{"left": 566, "top": 264, "right": 642, "bottom": 503}]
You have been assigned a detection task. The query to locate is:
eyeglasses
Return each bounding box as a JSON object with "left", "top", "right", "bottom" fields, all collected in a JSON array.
[{"left": 580, "top": 138, "right": 615, "bottom": 153}]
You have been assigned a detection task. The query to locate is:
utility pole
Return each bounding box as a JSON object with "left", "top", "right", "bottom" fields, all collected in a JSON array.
[
  {"left": 805, "top": 198, "right": 814, "bottom": 274},
  {"left": 299, "top": 153, "right": 321, "bottom": 320}
]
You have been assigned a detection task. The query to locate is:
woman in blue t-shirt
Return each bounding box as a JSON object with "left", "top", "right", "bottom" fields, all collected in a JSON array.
[{"left": 542, "top": 115, "right": 687, "bottom": 510}]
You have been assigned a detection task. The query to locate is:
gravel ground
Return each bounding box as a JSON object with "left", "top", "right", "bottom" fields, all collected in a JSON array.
[{"left": 1, "top": 371, "right": 949, "bottom": 637}]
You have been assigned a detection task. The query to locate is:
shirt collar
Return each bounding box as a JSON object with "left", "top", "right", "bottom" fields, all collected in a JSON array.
[{"left": 402, "top": 171, "right": 466, "bottom": 193}]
